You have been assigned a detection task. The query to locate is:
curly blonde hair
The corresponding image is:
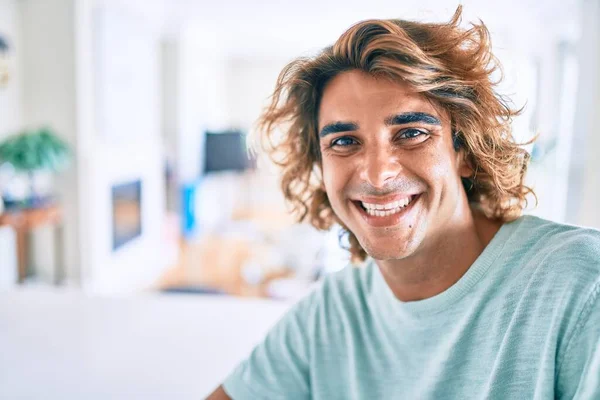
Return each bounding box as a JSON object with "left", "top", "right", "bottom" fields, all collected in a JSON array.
[{"left": 255, "top": 6, "right": 536, "bottom": 263}]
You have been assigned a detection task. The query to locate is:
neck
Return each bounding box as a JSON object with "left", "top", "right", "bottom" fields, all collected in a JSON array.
[{"left": 376, "top": 205, "right": 502, "bottom": 302}]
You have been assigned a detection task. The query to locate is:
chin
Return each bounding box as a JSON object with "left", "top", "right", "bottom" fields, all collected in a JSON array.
[{"left": 358, "top": 233, "right": 422, "bottom": 262}]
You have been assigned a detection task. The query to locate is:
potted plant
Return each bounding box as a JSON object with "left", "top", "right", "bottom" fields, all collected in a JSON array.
[{"left": 0, "top": 127, "right": 71, "bottom": 210}]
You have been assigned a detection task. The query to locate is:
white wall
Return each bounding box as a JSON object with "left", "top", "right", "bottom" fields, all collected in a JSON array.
[
  {"left": 522, "top": 42, "right": 575, "bottom": 223},
  {"left": 225, "top": 56, "right": 291, "bottom": 130},
  {"left": 162, "top": 25, "right": 231, "bottom": 185},
  {"left": 84, "top": 6, "right": 167, "bottom": 293},
  {"left": 19, "top": 0, "right": 83, "bottom": 283},
  {"left": 86, "top": 142, "right": 166, "bottom": 293},
  {"left": 573, "top": 0, "right": 600, "bottom": 228},
  {"left": 0, "top": 0, "right": 22, "bottom": 139}
]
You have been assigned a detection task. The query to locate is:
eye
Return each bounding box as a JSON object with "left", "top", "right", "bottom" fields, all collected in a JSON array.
[
  {"left": 330, "top": 136, "right": 358, "bottom": 147},
  {"left": 398, "top": 128, "right": 430, "bottom": 143}
]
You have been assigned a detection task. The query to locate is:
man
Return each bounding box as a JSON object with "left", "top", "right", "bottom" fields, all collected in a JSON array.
[{"left": 209, "top": 6, "right": 600, "bottom": 399}]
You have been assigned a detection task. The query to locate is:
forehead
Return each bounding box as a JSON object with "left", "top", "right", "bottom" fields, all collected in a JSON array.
[{"left": 318, "top": 70, "right": 447, "bottom": 127}]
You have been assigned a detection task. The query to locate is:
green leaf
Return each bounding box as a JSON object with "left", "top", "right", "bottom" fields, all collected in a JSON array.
[{"left": 0, "top": 127, "right": 72, "bottom": 172}]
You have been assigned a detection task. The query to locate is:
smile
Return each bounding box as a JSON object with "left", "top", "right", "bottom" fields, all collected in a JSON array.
[
  {"left": 353, "top": 194, "right": 421, "bottom": 227},
  {"left": 361, "top": 196, "right": 414, "bottom": 217}
]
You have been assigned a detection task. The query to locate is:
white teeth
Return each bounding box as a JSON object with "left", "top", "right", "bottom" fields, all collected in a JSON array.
[
  {"left": 367, "top": 207, "right": 401, "bottom": 217},
  {"left": 361, "top": 195, "right": 416, "bottom": 217}
]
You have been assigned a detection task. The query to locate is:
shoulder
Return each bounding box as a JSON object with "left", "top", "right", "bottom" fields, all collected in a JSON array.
[
  {"left": 508, "top": 216, "right": 600, "bottom": 331},
  {"left": 510, "top": 215, "right": 600, "bottom": 276},
  {"left": 517, "top": 215, "right": 600, "bottom": 247},
  {"left": 493, "top": 216, "right": 600, "bottom": 322}
]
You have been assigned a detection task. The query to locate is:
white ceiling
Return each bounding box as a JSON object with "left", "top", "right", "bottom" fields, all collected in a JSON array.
[{"left": 102, "top": 0, "right": 581, "bottom": 56}]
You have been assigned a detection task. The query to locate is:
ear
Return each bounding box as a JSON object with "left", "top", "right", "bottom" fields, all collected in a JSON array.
[
  {"left": 452, "top": 131, "right": 472, "bottom": 178},
  {"left": 456, "top": 148, "right": 473, "bottom": 179}
]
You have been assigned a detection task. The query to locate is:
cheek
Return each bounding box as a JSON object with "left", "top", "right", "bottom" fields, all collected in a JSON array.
[
  {"left": 406, "top": 156, "right": 444, "bottom": 191},
  {"left": 429, "top": 156, "right": 455, "bottom": 182},
  {"left": 322, "top": 158, "right": 350, "bottom": 207},
  {"left": 410, "top": 145, "right": 462, "bottom": 211},
  {"left": 419, "top": 142, "right": 461, "bottom": 184},
  {"left": 421, "top": 150, "right": 464, "bottom": 208}
]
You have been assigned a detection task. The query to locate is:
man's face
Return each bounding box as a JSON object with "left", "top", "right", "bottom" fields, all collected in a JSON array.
[{"left": 318, "top": 70, "right": 472, "bottom": 261}]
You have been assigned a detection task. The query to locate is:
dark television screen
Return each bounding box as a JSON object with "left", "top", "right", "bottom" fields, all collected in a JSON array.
[{"left": 203, "top": 131, "right": 252, "bottom": 174}]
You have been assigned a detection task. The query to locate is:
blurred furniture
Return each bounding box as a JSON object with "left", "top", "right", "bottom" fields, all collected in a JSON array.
[
  {"left": 0, "top": 204, "right": 62, "bottom": 284},
  {"left": 156, "top": 234, "right": 294, "bottom": 298},
  {"left": 158, "top": 198, "right": 324, "bottom": 299},
  {"left": 0, "top": 288, "right": 292, "bottom": 398}
]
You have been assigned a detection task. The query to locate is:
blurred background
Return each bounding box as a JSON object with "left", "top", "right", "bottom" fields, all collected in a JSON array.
[{"left": 0, "top": 0, "right": 598, "bottom": 398}]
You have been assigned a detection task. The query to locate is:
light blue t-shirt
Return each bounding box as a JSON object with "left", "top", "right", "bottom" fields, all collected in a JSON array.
[{"left": 223, "top": 215, "right": 600, "bottom": 399}]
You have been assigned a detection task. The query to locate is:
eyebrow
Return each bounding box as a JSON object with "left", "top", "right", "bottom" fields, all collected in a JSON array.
[
  {"left": 318, "top": 112, "right": 441, "bottom": 138},
  {"left": 318, "top": 122, "right": 359, "bottom": 138},
  {"left": 384, "top": 112, "right": 441, "bottom": 126}
]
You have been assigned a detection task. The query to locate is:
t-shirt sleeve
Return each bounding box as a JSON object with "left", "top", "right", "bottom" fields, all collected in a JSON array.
[
  {"left": 222, "top": 292, "right": 316, "bottom": 400},
  {"left": 556, "top": 281, "right": 600, "bottom": 399}
]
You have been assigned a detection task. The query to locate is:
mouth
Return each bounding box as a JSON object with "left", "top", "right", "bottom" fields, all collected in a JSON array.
[{"left": 352, "top": 194, "right": 422, "bottom": 228}]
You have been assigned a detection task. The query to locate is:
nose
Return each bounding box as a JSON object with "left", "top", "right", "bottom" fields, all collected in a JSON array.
[{"left": 359, "top": 143, "right": 403, "bottom": 190}]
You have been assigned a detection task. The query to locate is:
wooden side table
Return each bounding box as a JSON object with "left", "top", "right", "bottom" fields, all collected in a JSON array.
[{"left": 0, "top": 205, "right": 63, "bottom": 284}]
